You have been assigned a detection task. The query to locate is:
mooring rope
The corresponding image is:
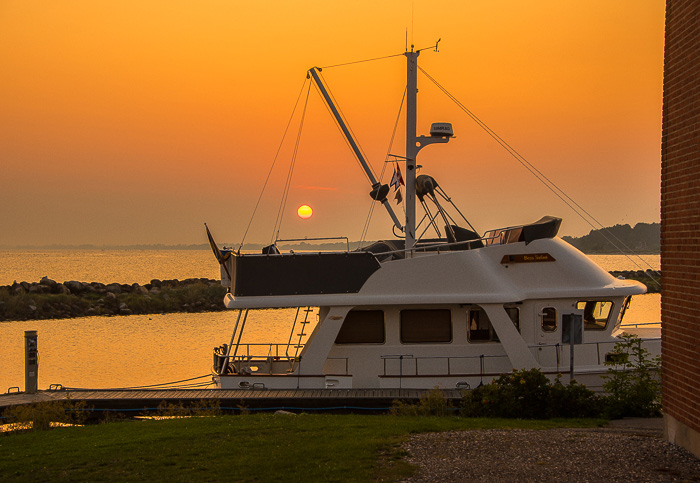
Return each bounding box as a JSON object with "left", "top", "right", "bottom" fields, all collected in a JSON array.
[{"left": 61, "top": 374, "right": 213, "bottom": 392}]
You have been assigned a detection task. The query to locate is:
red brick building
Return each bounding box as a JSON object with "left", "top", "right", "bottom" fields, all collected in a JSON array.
[{"left": 662, "top": 0, "right": 700, "bottom": 457}]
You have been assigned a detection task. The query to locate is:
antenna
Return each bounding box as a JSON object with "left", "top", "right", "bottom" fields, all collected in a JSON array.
[{"left": 411, "top": 0, "right": 415, "bottom": 46}]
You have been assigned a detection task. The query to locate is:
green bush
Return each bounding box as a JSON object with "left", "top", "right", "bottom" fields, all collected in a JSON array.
[
  {"left": 461, "top": 368, "right": 603, "bottom": 419},
  {"left": 602, "top": 333, "right": 661, "bottom": 418},
  {"left": 547, "top": 376, "right": 604, "bottom": 418}
]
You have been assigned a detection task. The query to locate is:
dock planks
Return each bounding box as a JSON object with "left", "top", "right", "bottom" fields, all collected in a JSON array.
[{"left": 0, "top": 388, "right": 463, "bottom": 413}]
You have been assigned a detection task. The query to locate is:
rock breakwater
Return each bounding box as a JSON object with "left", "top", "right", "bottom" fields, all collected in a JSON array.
[
  {"left": 609, "top": 270, "right": 660, "bottom": 293},
  {"left": 0, "top": 277, "right": 227, "bottom": 321}
]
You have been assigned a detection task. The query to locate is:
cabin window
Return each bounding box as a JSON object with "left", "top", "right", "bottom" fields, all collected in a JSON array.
[
  {"left": 468, "top": 308, "right": 494, "bottom": 342},
  {"left": 335, "top": 310, "right": 385, "bottom": 344},
  {"left": 468, "top": 306, "right": 520, "bottom": 342},
  {"left": 615, "top": 297, "right": 631, "bottom": 330},
  {"left": 505, "top": 306, "right": 520, "bottom": 332},
  {"left": 400, "top": 309, "right": 452, "bottom": 343},
  {"left": 577, "top": 301, "right": 613, "bottom": 330},
  {"left": 541, "top": 307, "right": 557, "bottom": 332}
]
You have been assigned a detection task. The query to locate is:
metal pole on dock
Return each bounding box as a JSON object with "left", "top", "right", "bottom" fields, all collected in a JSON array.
[
  {"left": 24, "top": 330, "right": 38, "bottom": 394},
  {"left": 570, "top": 324, "right": 575, "bottom": 382},
  {"left": 563, "top": 314, "right": 582, "bottom": 383}
]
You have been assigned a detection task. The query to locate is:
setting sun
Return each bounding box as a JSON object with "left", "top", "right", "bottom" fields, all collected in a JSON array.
[{"left": 297, "top": 205, "right": 313, "bottom": 219}]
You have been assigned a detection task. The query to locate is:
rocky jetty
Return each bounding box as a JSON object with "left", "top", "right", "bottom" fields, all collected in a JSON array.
[
  {"left": 0, "top": 277, "right": 227, "bottom": 321},
  {"left": 609, "top": 270, "right": 660, "bottom": 294}
]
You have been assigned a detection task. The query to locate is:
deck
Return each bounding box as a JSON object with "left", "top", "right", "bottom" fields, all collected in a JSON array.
[{"left": 0, "top": 388, "right": 464, "bottom": 414}]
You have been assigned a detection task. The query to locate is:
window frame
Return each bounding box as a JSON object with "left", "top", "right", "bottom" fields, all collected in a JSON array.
[
  {"left": 467, "top": 307, "right": 495, "bottom": 343},
  {"left": 541, "top": 307, "right": 557, "bottom": 332},
  {"left": 577, "top": 300, "right": 614, "bottom": 331},
  {"left": 400, "top": 309, "right": 452, "bottom": 344},
  {"left": 334, "top": 309, "right": 386, "bottom": 345}
]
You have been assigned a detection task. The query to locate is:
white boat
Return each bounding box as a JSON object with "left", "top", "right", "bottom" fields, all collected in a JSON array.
[{"left": 209, "top": 44, "right": 660, "bottom": 392}]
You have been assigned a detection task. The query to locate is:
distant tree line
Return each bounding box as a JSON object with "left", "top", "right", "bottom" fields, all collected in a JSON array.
[{"left": 562, "top": 223, "right": 660, "bottom": 254}]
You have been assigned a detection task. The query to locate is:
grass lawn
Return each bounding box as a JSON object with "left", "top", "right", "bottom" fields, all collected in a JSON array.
[{"left": 0, "top": 414, "right": 605, "bottom": 482}]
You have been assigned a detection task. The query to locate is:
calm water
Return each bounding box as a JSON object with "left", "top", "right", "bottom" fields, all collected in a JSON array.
[
  {"left": 0, "top": 250, "right": 660, "bottom": 286},
  {"left": 0, "top": 249, "right": 220, "bottom": 286},
  {"left": 0, "top": 250, "right": 660, "bottom": 392}
]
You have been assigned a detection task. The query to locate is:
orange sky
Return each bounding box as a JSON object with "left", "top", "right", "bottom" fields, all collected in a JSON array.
[{"left": 0, "top": 1, "right": 665, "bottom": 247}]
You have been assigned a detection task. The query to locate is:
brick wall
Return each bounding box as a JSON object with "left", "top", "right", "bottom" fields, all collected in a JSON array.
[{"left": 661, "top": 0, "right": 700, "bottom": 437}]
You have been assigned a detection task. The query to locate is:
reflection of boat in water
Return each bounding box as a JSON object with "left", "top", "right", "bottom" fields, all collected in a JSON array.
[{"left": 209, "top": 43, "right": 660, "bottom": 391}]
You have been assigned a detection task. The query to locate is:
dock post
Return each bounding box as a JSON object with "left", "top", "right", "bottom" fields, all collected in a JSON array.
[{"left": 24, "top": 330, "right": 38, "bottom": 394}]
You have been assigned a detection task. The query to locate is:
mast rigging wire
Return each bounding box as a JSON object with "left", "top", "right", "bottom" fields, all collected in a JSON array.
[
  {"left": 238, "top": 77, "right": 311, "bottom": 251},
  {"left": 418, "top": 66, "right": 659, "bottom": 282},
  {"left": 272, "top": 82, "right": 313, "bottom": 243},
  {"left": 360, "top": 88, "right": 407, "bottom": 245},
  {"left": 320, "top": 52, "right": 405, "bottom": 70}
]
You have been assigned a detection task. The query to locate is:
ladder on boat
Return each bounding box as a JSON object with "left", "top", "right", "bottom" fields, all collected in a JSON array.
[{"left": 286, "top": 307, "right": 313, "bottom": 370}]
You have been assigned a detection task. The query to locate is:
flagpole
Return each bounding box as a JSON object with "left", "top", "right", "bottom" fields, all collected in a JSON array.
[{"left": 205, "top": 223, "right": 232, "bottom": 281}]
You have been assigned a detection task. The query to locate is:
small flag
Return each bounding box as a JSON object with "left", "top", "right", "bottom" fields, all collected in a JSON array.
[
  {"left": 394, "top": 189, "right": 403, "bottom": 204},
  {"left": 390, "top": 163, "right": 405, "bottom": 190},
  {"left": 205, "top": 223, "right": 232, "bottom": 280}
]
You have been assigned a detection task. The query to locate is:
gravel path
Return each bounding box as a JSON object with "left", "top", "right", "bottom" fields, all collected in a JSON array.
[{"left": 401, "top": 423, "right": 700, "bottom": 482}]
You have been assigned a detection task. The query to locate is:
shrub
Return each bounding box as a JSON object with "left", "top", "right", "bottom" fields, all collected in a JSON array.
[
  {"left": 2, "top": 398, "right": 89, "bottom": 432},
  {"left": 148, "top": 399, "right": 223, "bottom": 419},
  {"left": 461, "top": 368, "right": 603, "bottom": 419},
  {"left": 548, "top": 376, "right": 604, "bottom": 418},
  {"left": 462, "top": 368, "right": 551, "bottom": 419},
  {"left": 602, "top": 333, "right": 661, "bottom": 418}
]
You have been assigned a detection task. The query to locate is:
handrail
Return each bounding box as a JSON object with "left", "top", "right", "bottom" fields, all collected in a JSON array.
[
  {"left": 381, "top": 353, "right": 510, "bottom": 377},
  {"left": 223, "top": 343, "right": 304, "bottom": 359},
  {"left": 363, "top": 237, "right": 494, "bottom": 259},
  {"left": 275, "top": 236, "right": 351, "bottom": 251},
  {"left": 619, "top": 321, "right": 662, "bottom": 329},
  {"left": 529, "top": 337, "right": 659, "bottom": 350}
]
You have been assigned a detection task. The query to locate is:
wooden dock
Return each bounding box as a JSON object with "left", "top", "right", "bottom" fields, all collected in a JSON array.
[{"left": 0, "top": 388, "right": 464, "bottom": 414}]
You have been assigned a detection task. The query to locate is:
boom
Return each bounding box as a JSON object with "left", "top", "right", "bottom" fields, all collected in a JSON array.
[{"left": 308, "top": 67, "right": 403, "bottom": 232}]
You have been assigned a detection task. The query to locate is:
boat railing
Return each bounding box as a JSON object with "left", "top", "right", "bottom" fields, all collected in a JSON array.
[
  {"left": 364, "top": 228, "right": 522, "bottom": 260},
  {"left": 268, "top": 227, "right": 512, "bottom": 260},
  {"left": 530, "top": 337, "right": 661, "bottom": 369},
  {"left": 274, "top": 236, "right": 350, "bottom": 251},
  {"left": 366, "top": 238, "right": 490, "bottom": 260},
  {"left": 228, "top": 343, "right": 303, "bottom": 360},
  {"left": 619, "top": 321, "right": 662, "bottom": 329},
  {"left": 380, "top": 353, "right": 510, "bottom": 377}
]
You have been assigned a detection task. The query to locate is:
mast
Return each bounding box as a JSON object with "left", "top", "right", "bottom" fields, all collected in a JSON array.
[
  {"left": 405, "top": 48, "right": 419, "bottom": 252},
  {"left": 308, "top": 41, "right": 447, "bottom": 249},
  {"left": 404, "top": 41, "right": 451, "bottom": 253}
]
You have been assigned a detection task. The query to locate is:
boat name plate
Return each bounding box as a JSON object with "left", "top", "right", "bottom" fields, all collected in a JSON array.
[{"left": 500, "top": 253, "right": 556, "bottom": 264}]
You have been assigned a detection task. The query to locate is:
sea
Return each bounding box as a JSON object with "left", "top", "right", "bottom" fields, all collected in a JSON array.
[{"left": 0, "top": 250, "right": 661, "bottom": 392}]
